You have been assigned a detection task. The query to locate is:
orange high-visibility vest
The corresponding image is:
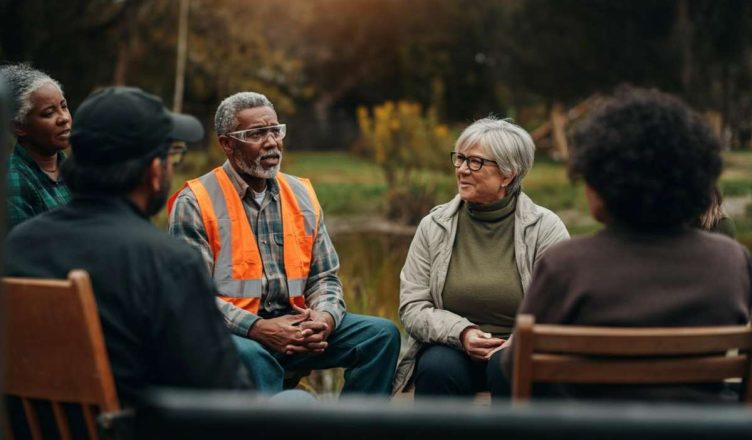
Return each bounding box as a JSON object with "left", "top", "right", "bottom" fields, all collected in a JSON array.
[{"left": 168, "top": 167, "right": 320, "bottom": 314}]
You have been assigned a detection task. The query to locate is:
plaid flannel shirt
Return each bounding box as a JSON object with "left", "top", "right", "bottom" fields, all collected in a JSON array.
[
  {"left": 168, "top": 161, "right": 345, "bottom": 336},
  {"left": 7, "top": 143, "right": 71, "bottom": 231}
]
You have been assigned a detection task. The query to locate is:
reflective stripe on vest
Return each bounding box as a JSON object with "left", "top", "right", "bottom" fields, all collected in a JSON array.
[{"left": 168, "top": 168, "right": 320, "bottom": 314}]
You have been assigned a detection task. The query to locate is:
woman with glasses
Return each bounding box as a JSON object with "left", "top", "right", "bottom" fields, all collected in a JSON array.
[
  {"left": 1, "top": 63, "right": 72, "bottom": 231},
  {"left": 393, "top": 117, "right": 569, "bottom": 399}
]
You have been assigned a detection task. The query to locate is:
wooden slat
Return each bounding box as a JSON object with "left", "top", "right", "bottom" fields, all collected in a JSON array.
[
  {"left": 511, "top": 315, "right": 752, "bottom": 403},
  {"left": 533, "top": 325, "right": 752, "bottom": 356},
  {"left": 51, "top": 401, "right": 72, "bottom": 440},
  {"left": 70, "top": 271, "right": 120, "bottom": 412},
  {"left": 82, "top": 404, "right": 99, "bottom": 440},
  {"left": 20, "top": 398, "right": 42, "bottom": 440},
  {"left": 532, "top": 354, "right": 747, "bottom": 383}
]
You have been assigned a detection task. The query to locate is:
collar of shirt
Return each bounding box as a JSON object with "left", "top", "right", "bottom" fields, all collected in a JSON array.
[
  {"left": 14, "top": 142, "right": 68, "bottom": 182},
  {"left": 221, "top": 160, "right": 279, "bottom": 202},
  {"left": 69, "top": 194, "right": 151, "bottom": 220}
]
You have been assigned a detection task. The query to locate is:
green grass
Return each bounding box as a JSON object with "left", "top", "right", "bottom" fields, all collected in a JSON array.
[
  {"left": 284, "top": 152, "right": 389, "bottom": 215},
  {"left": 158, "top": 149, "right": 752, "bottom": 241},
  {"left": 286, "top": 151, "right": 590, "bottom": 218}
]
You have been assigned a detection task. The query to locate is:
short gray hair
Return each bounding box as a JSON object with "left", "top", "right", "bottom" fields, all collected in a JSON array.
[
  {"left": 0, "top": 63, "right": 63, "bottom": 125},
  {"left": 454, "top": 116, "right": 535, "bottom": 193},
  {"left": 214, "top": 91, "right": 274, "bottom": 135}
]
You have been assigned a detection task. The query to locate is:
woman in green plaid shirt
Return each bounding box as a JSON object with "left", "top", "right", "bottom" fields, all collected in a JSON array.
[{"left": 2, "top": 63, "right": 72, "bottom": 231}]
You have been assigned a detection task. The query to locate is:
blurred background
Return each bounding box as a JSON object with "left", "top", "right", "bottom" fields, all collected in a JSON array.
[{"left": 3, "top": 0, "right": 752, "bottom": 394}]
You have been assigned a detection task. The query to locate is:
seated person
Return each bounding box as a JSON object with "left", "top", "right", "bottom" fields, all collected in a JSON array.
[
  {"left": 393, "top": 117, "right": 569, "bottom": 398},
  {"left": 499, "top": 87, "right": 752, "bottom": 402},
  {"left": 1, "top": 63, "right": 72, "bottom": 231},
  {"left": 168, "top": 91, "right": 400, "bottom": 395},
  {"left": 5, "top": 87, "right": 253, "bottom": 406}
]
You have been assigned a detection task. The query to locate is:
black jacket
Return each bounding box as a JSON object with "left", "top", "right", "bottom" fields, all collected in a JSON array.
[{"left": 5, "top": 195, "right": 253, "bottom": 404}]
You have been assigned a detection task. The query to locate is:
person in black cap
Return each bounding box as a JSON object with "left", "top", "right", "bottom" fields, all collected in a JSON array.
[{"left": 4, "top": 86, "right": 254, "bottom": 408}]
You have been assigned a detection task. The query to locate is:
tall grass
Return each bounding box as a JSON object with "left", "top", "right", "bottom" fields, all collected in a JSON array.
[{"left": 163, "top": 149, "right": 752, "bottom": 238}]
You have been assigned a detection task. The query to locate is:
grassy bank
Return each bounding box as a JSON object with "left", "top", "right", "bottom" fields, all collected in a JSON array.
[{"left": 162, "top": 149, "right": 752, "bottom": 243}]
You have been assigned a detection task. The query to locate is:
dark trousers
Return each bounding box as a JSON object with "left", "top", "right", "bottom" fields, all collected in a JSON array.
[{"left": 413, "top": 345, "right": 510, "bottom": 400}]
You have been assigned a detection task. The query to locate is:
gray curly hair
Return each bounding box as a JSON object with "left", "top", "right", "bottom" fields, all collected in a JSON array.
[
  {"left": 454, "top": 116, "right": 536, "bottom": 194},
  {"left": 214, "top": 91, "right": 274, "bottom": 135},
  {"left": 0, "top": 63, "right": 63, "bottom": 125}
]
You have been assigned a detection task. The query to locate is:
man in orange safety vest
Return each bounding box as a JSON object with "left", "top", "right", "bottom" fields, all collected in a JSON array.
[{"left": 168, "top": 91, "right": 400, "bottom": 395}]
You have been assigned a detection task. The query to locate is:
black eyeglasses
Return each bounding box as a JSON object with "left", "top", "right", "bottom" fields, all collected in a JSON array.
[
  {"left": 450, "top": 152, "right": 498, "bottom": 171},
  {"left": 167, "top": 142, "right": 188, "bottom": 167}
]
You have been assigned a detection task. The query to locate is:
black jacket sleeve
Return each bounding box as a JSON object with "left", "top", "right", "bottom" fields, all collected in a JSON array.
[{"left": 150, "top": 249, "right": 253, "bottom": 390}]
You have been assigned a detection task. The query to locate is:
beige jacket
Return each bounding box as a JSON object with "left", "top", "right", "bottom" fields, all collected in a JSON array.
[{"left": 393, "top": 192, "right": 569, "bottom": 393}]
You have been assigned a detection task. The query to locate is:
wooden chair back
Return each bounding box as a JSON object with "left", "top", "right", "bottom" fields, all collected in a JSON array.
[
  {"left": 3, "top": 270, "right": 119, "bottom": 439},
  {"left": 511, "top": 314, "right": 752, "bottom": 404}
]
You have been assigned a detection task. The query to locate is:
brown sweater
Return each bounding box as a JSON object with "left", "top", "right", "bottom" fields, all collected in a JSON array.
[{"left": 502, "top": 225, "right": 752, "bottom": 401}]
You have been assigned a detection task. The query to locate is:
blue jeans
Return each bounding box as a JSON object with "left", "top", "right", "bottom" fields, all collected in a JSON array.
[{"left": 232, "top": 313, "right": 400, "bottom": 395}]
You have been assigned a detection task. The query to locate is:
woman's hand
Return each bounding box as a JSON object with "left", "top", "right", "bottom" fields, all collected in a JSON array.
[{"left": 460, "top": 327, "right": 505, "bottom": 361}]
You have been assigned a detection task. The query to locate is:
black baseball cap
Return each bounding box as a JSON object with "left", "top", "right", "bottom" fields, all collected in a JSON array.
[{"left": 70, "top": 86, "right": 203, "bottom": 166}]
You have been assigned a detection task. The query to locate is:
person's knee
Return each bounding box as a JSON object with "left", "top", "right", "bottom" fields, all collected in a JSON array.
[
  {"left": 415, "top": 346, "right": 466, "bottom": 383},
  {"left": 232, "top": 335, "right": 279, "bottom": 370},
  {"left": 232, "top": 336, "right": 263, "bottom": 354},
  {"left": 416, "top": 349, "right": 446, "bottom": 380},
  {"left": 372, "top": 317, "right": 401, "bottom": 351},
  {"left": 362, "top": 316, "right": 400, "bottom": 347},
  {"left": 413, "top": 345, "right": 478, "bottom": 396}
]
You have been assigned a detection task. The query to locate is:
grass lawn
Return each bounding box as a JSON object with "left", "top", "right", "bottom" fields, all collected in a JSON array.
[
  {"left": 283, "top": 151, "right": 595, "bottom": 235},
  {"left": 159, "top": 149, "right": 752, "bottom": 245}
]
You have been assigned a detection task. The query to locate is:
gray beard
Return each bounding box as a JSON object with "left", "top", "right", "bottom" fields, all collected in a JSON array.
[{"left": 235, "top": 148, "right": 282, "bottom": 179}]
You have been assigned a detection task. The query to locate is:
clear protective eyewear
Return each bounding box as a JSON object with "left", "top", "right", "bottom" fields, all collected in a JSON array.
[
  {"left": 227, "top": 124, "right": 287, "bottom": 144},
  {"left": 450, "top": 152, "right": 498, "bottom": 171}
]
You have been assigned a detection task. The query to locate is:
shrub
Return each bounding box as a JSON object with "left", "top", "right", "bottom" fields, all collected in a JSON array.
[{"left": 356, "top": 101, "right": 452, "bottom": 223}]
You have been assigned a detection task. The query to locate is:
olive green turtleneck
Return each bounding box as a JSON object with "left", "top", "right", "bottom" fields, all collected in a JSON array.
[{"left": 441, "top": 193, "right": 523, "bottom": 338}]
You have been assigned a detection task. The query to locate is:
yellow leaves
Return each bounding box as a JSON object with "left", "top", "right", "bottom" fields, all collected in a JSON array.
[
  {"left": 433, "top": 124, "right": 449, "bottom": 138},
  {"left": 355, "top": 100, "right": 455, "bottom": 223},
  {"left": 356, "top": 100, "right": 453, "bottom": 186}
]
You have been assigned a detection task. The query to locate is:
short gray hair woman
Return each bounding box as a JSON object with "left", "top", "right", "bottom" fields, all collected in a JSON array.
[
  {"left": 394, "top": 116, "right": 569, "bottom": 399},
  {"left": 1, "top": 63, "right": 72, "bottom": 231}
]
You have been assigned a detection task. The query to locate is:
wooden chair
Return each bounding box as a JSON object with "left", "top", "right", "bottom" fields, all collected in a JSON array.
[
  {"left": 511, "top": 314, "right": 752, "bottom": 404},
  {"left": 3, "top": 270, "right": 120, "bottom": 439}
]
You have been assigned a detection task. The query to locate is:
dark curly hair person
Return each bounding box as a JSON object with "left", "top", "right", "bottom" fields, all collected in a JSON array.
[
  {"left": 569, "top": 87, "right": 721, "bottom": 230},
  {"left": 497, "top": 88, "right": 751, "bottom": 403}
]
